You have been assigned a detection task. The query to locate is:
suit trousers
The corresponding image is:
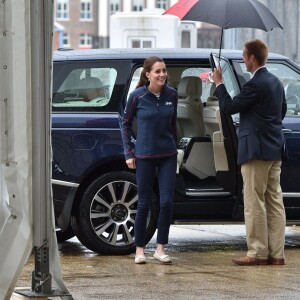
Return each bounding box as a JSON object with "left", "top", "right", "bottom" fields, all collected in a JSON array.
[{"left": 241, "top": 160, "right": 286, "bottom": 260}]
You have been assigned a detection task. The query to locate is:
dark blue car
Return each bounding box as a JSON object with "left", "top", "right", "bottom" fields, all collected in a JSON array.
[{"left": 52, "top": 49, "right": 300, "bottom": 254}]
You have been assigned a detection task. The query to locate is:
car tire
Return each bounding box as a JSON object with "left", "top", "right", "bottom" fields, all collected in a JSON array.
[
  {"left": 56, "top": 224, "right": 75, "bottom": 242},
  {"left": 71, "top": 171, "right": 158, "bottom": 255}
]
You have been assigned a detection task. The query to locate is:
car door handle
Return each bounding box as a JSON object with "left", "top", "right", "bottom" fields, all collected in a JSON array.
[{"left": 282, "top": 128, "right": 292, "bottom": 134}]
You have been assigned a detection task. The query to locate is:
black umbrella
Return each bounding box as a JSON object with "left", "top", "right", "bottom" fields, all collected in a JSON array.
[{"left": 163, "top": 0, "right": 283, "bottom": 57}]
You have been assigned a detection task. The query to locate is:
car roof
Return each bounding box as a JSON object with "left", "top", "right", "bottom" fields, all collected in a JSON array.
[{"left": 53, "top": 48, "right": 287, "bottom": 62}]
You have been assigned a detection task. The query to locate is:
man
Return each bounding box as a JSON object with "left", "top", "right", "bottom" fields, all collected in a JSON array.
[{"left": 212, "top": 39, "right": 287, "bottom": 266}]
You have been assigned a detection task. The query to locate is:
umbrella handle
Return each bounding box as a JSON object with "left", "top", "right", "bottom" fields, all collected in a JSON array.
[{"left": 219, "top": 29, "right": 223, "bottom": 62}]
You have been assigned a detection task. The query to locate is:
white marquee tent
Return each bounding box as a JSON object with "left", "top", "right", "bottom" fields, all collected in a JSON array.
[{"left": 0, "top": 1, "right": 71, "bottom": 299}]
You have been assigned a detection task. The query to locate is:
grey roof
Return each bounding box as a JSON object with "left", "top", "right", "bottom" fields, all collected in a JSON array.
[{"left": 53, "top": 48, "right": 287, "bottom": 61}]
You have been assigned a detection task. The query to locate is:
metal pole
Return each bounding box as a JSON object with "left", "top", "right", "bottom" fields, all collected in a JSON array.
[
  {"left": 30, "top": 0, "right": 53, "bottom": 294},
  {"left": 297, "top": 0, "right": 300, "bottom": 64},
  {"left": 16, "top": 0, "right": 72, "bottom": 298}
]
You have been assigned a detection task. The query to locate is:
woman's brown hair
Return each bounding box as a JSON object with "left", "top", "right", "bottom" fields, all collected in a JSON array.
[{"left": 136, "top": 56, "right": 165, "bottom": 88}]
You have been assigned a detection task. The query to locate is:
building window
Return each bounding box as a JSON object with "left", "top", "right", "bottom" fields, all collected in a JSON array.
[
  {"left": 56, "top": 0, "right": 69, "bottom": 20},
  {"left": 110, "top": 0, "right": 121, "bottom": 15},
  {"left": 129, "top": 37, "right": 155, "bottom": 48},
  {"left": 181, "top": 31, "right": 191, "bottom": 48},
  {"left": 80, "top": 33, "right": 93, "bottom": 49},
  {"left": 80, "top": 0, "right": 92, "bottom": 20},
  {"left": 156, "top": 0, "right": 169, "bottom": 9},
  {"left": 63, "top": 33, "right": 70, "bottom": 47},
  {"left": 132, "top": 0, "right": 144, "bottom": 11}
]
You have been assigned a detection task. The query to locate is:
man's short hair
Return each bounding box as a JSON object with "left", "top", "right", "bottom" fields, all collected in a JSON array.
[{"left": 244, "top": 39, "right": 269, "bottom": 66}]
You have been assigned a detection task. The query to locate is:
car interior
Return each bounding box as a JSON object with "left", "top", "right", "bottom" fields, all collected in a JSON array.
[
  {"left": 171, "top": 63, "right": 300, "bottom": 193},
  {"left": 166, "top": 66, "right": 229, "bottom": 192},
  {"left": 126, "top": 65, "right": 229, "bottom": 193}
]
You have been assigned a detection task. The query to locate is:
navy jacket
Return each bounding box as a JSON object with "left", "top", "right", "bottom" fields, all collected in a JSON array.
[
  {"left": 121, "top": 83, "right": 178, "bottom": 160},
  {"left": 215, "top": 67, "right": 287, "bottom": 165}
]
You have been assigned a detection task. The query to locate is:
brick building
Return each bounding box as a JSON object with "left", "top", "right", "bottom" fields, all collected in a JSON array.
[{"left": 55, "top": 0, "right": 99, "bottom": 49}]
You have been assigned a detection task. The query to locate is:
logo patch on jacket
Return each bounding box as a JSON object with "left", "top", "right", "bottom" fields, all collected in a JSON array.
[{"left": 165, "top": 102, "right": 173, "bottom": 105}]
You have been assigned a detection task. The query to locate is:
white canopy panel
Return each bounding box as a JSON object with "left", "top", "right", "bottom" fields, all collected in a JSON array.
[
  {"left": 0, "top": 1, "right": 33, "bottom": 297},
  {"left": 0, "top": 1, "right": 71, "bottom": 299}
]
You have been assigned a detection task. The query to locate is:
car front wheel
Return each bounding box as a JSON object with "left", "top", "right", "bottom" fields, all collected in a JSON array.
[{"left": 71, "top": 171, "right": 158, "bottom": 255}]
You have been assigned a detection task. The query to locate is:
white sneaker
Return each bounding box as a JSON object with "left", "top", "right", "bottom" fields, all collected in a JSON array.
[
  {"left": 153, "top": 252, "right": 172, "bottom": 264},
  {"left": 135, "top": 255, "right": 146, "bottom": 264}
]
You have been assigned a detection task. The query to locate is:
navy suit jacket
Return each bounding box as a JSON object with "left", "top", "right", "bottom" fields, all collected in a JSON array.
[{"left": 215, "top": 67, "right": 287, "bottom": 165}]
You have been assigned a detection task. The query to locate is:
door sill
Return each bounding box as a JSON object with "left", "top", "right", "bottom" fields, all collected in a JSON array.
[{"left": 185, "top": 189, "right": 231, "bottom": 197}]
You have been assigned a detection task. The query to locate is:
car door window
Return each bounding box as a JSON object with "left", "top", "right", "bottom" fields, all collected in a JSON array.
[
  {"left": 181, "top": 67, "right": 212, "bottom": 102},
  {"left": 239, "top": 62, "right": 300, "bottom": 117},
  {"left": 217, "top": 57, "right": 240, "bottom": 122},
  {"left": 53, "top": 67, "right": 117, "bottom": 108},
  {"left": 127, "top": 67, "right": 142, "bottom": 98},
  {"left": 52, "top": 62, "right": 122, "bottom": 112}
]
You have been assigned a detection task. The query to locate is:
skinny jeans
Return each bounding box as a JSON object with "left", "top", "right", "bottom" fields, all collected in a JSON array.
[{"left": 134, "top": 155, "right": 177, "bottom": 247}]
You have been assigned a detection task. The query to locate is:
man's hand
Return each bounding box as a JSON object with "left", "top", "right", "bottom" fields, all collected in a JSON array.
[
  {"left": 126, "top": 158, "right": 136, "bottom": 169},
  {"left": 211, "top": 66, "right": 223, "bottom": 86}
]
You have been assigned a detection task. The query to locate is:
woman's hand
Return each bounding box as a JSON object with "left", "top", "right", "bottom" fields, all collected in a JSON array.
[{"left": 126, "top": 158, "right": 136, "bottom": 169}]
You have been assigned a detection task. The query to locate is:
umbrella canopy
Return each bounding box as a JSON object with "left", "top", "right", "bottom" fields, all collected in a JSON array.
[{"left": 163, "top": 0, "right": 283, "bottom": 57}]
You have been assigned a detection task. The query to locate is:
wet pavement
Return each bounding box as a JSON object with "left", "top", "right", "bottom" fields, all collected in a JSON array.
[{"left": 15, "top": 225, "right": 300, "bottom": 299}]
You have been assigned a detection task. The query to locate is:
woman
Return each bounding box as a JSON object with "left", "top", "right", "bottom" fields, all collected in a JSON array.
[{"left": 121, "top": 56, "right": 178, "bottom": 264}]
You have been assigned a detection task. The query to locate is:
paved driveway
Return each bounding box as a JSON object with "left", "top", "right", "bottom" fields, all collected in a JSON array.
[{"left": 15, "top": 225, "right": 300, "bottom": 299}]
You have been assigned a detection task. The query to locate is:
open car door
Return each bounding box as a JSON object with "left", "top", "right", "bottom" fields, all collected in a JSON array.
[{"left": 210, "top": 53, "right": 244, "bottom": 219}]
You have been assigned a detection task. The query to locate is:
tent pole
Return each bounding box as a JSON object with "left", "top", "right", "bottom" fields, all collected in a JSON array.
[{"left": 15, "top": 0, "right": 72, "bottom": 298}]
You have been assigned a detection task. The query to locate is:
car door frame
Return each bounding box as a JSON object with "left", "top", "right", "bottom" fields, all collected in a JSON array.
[{"left": 211, "top": 54, "right": 244, "bottom": 219}]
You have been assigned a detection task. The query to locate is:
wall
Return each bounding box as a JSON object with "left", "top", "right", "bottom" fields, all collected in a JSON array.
[{"left": 228, "top": 0, "right": 300, "bottom": 64}]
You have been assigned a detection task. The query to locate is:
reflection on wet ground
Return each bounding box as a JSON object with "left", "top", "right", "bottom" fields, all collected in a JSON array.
[{"left": 15, "top": 225, "right": 300, "bottom": 299}]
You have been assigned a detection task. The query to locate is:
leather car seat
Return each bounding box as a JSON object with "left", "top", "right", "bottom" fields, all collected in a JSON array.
[
  {"left": 78, "top": 77, "right": 102, "bottom": 101},
  {"left": 212, "top": 109, "right": 229, "bottom": 171},
  {"left": 203, "top": 83, "right": 220, "bottom": 137},
  {"left": 177, "top": 76, "right": 205, "bottom": 138}
]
